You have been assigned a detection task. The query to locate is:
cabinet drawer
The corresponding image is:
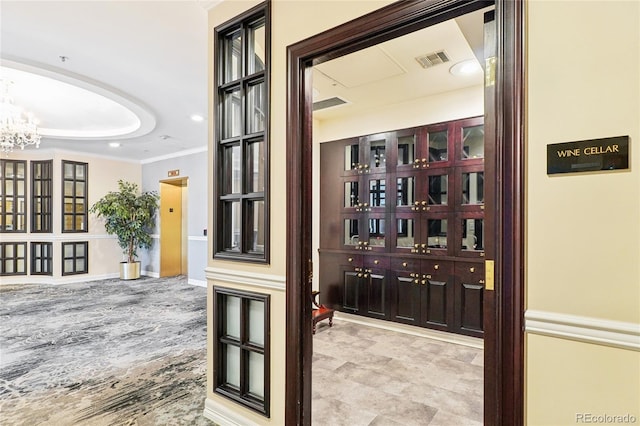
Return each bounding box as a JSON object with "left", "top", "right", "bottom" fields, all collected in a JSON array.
[
  {"left": 390, "top": 257, "right": 419, "bottom": 271},
  {"left": 341, "top": 254, "right": 363, "bottom": 265},
  {"left": 364, "top": 255, "right": 389, "bottom": 269},
  {"left": 455, "top": 261, "right": 485, "bottom": 285},
  {"left": 421, "top": 259, "right": 453, "bottom": 280}
]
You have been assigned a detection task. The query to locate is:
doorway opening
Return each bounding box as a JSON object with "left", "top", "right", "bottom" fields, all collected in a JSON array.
[
  {"left": 160, "top": 178, "right": 188, "bottom": 277},
  {"left": 310, "top": 6, "right": 492, "bottom": 424},
  {"left": 286, "top": 1, "right": 524, "bottom": 425}
]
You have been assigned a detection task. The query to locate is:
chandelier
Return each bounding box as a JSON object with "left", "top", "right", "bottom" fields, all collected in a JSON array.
[{"left": 1, "top": 79, "right": 41, "bottom": 153}]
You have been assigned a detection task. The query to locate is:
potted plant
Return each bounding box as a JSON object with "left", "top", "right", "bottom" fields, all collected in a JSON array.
[{"left": 90, "top": 180, "right": 159, "bottom": 280}]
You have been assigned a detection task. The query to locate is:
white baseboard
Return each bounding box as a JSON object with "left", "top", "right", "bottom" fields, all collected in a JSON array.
[
  {"left": 142, "top": 270, "right": 160, "bottom": 278},
  {"left": 525, "top": 309, "right": 640, "bottom": 351},
  {"left": 0, "top": 273, "right": 119, "bottom": 286},
  {"left": 335, "top": 311, "right": 484, "bottom": 349},
  {"left": 203, "top": 398, "right": 259, "bottom": 426},
  {"left": 188, "top": 278, "right": 207, "bottom": 287}
]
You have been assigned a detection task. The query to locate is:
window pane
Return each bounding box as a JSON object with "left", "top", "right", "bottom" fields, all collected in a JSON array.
[
  {"left": 344, "top": 181, "right": 359, "bottom": 207},
  {"left": 64, "top": 181, "right": 74, "bottom": 196},
  {"left": 368, "top": 218, "right": 385, "bottom": 247},
  {"left": 16, "top": 162, "right": 25, "bottom": 178},
  {"left": 64, "top": 259, "right": 74, "bottom": 273},
  {"left": 248, "top": 21, "right": 265, "bottom": 74},
  {"left": 224, "top": 344, "right": 240, "bottom": 388},
  {"left": 248, "top": 300, "right": 265, "bottom": 346},
  {"left": 17, "top": 180, "right": 24, "bottom": 195},
  {"left": 248, "top": 200, "right": 265, "bottom": 254},
  {"left": 397, "top": 135, "right": 415, "bottom": 165},
  {"left": 396, "top": 177, "right": 414, "bottom": 206},
  {"left": 428, "top": 175, "right": 448, "bottom": 205},
  {"left": 224, "top": 295, "right": 241, "bottom": 339},
  {"left": 76, "top": 200, "right": 85, "bottom": 213},
  {"left": 75, "top": 258, "right": 85, "bottom": 272},
  {"left": 397, "top": 219, "right": 415, "bottom": 248},
  {"left": 369, "top": 179, "right": 385, "bottom": 207},
  {"left": 16, "top": 215, "right": 25, "bottom": 231},
  {"left": 462, "top": 219, "right": 484, "bottom": 251},
  {"left": 223, "top": 145, "right": 242, "bottom": 194},
  {"left": 5, "top": 244, "right": 13, "bottom": 257},
  {"left": 427, "top": 219, "right": 447, "bottom": 249},
  {"left": 369, "top": 139, "right": 386, "bottom": 169},
  {"left": 247, "top": 82, "right": 265, "bottom": 134},
  {"left": 64, "top": 215, "right": 73, "bottom": 231},
  {"left": 222, "top": 89, "right": 242, "bottom": 139},
  {"left": 344, "top": 219, "right": 359, "bottom": 246},
  {"left": 223, "top": 30, "right": 242, "bottom": 83},
  {"left": 5, "top": 162, "right": 14, "bottom": 178},
  {"left": 5, "top": 181, "right": 13, "bottom": 196},
  {"left": 462, "top": 172, "right": 484, "bottom": 205},
  {"left": 75, "top": 182, "right": 85, "bottom": 197},
  {"left": 75, "top": 216, "right": 85, "bottom": 231},
  {"left": 428, "top": 130, "right": 448, "bottom": 162},
  {"left": 76, "top": 243, "right": 85, "bottom": 257},
  {"left": 248, "top": 141, "right": 265, "bottom": 193},
  {"left": 5, "top": 260, "right": 13, "bottom": 273},
  {"left": 16, "top": 243, "right": 24, "bottom": 257},
  {"left": 462, "top": 125, "right": 484, "bottom": 159},
  {"left": 223, "top": 201, "right": 241, "bottom": 251},
  {"left": 16, "top": 259, "right": 25, "bottom": 273},
  {"left": 64, "top": 163, "right": 74, "bottom": 179},
  {"left": 75, "top": 164, "right": 85, "bottom": 179},
  {"left": 345, "top": 144, "right": 359, "bottom": 171},
  {"left": 64, "top": 244, "right": 74, "bottom": 257},
  {"left": 248, "top": 352, "right": 265, "bottom": 398}
]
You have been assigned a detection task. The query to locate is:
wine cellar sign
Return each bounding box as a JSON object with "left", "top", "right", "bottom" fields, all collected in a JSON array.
[{"left": 547, "top": 136, "right": 629, "bottom": 174}]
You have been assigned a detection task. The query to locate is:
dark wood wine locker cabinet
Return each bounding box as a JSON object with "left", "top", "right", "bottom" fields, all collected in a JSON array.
[{"left": 319, "top": 117, "right": 486, "bottom": 338}]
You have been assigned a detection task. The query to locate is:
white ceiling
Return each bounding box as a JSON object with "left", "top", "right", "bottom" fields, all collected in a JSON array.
[
  {"left": 1, "top": 1, "right": 211, "bottom": 161},
  {"left": 1, "top": 1, "right": 488, "bottom": 162}
]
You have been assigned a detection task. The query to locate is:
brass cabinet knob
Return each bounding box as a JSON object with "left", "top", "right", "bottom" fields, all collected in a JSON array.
[
  {"left": 421, "top": 279, "right": 426, "bottom": 285},
  {"left": 425, "top": 274, "right": 432, "bottom": 279},
  {"left": 402, "top": 262, "right": 408, "bottom": 267},
  {"left": 421, "top": 243, "right": 426, "bottom": 248},
  {"left": 421, "top": 201, "right": 427, "bottom": 206},
  {"left": 357, "top": 273, "right": 363, "bottom": 277},
  {"left": 374, "top": 259, "right": 379, "bottom": 264},
  {"left": 348, "top": 257, "right": 353, "bottom": 262},
  {"left": 434, "top": 264, "right": 439, "bottom": 270},
  {"left": 470, "top": 267, "right": 475, "bottom": 273},
  {"left": 414, "top": 279, "right": 419, "bottom": 284},
  {"left": 480, "top": 279, "right": 485, "bottom": 284}
]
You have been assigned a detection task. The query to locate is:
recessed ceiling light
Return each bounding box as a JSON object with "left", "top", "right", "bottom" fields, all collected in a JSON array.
[
  {"left": 190, "top": 114, "right": 204, "bottom": 122},
  {"left": 108, "top": 142, "right": 121, "bottom": 148},
  {"left": 449, "top": 59, "right": 482, "bottom": 76}
]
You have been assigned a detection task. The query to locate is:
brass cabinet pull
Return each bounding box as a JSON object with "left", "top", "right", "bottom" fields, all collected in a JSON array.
[{"left": 479, "top": 279, "right": 485, "bottom": 284}]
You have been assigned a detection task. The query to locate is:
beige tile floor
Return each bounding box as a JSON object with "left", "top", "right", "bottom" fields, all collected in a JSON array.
[{"left": 312, "top": 316, "right": 483, "bottom": 426}]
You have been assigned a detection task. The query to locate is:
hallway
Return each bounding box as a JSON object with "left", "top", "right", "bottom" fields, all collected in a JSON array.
[{"left": 312, "top": 316, "right": 483, "bottom": 425}]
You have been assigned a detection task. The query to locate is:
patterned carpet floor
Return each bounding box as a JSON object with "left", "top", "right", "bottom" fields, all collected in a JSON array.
[{"left": 0, "top": 276, "right": 212, "bottom": 426}]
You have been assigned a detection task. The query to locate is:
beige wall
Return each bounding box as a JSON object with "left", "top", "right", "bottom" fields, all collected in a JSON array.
[
  {"left": 1, "top": 149, "right": 141, "bottom": 283},
  {"left": 208, "top": 0, "right": 640, "bottom": 424},
  {"left": 206, "top": 1, "right": 395, "bottom": 424},
  {"left": 526, "top": 0, "right": 640, "bottom": 424}
]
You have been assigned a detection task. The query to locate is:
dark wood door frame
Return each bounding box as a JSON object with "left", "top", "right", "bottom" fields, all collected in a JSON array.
[{"left": 285, "top": 1, "right": 524, "bottom": 424}]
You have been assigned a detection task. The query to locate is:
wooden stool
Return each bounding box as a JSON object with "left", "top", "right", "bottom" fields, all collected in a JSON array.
[{"left": 311, "top": 291, "right": 334, "bottom": 334}]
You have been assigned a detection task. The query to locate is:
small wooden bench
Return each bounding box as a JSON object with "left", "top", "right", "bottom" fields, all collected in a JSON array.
[{"left": 311, "top": 291, "right": 334, "bottom": 334}]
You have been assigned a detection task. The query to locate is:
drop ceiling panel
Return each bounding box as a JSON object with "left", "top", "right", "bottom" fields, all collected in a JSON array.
[{"left": 314, "top": 46, "right": 406, "bottom": 89}]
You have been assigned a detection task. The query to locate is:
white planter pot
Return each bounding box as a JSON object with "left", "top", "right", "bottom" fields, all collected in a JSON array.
[{"left": 120, "top": 261, "right": 141, "bottom": 280}]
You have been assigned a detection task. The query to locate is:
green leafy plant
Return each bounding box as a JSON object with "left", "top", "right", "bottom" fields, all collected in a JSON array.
[{"left": 90, "top": 180, "right": 159, "bottom": 263}]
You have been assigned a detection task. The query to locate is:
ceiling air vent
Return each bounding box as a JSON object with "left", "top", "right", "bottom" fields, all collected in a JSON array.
[
  {"left": 313, "top": 96, "right": 347, "bottom": 111},
  {"left": 415, "top": 50, "right": 450, "bottom": 69}
]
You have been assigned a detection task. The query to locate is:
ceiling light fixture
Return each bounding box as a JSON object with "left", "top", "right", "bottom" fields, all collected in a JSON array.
[
  {"left": 0, "top": 79, "right": 41, "bottom": 153},
  {"left": 449, "top": 59, "right": 482, "bottom": 76},
  {"left": 190, "top": 114, "right": 204, "bottom": 122},
  {"left": 108, "top": 142, "right": 121, "bottom": 148}
]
